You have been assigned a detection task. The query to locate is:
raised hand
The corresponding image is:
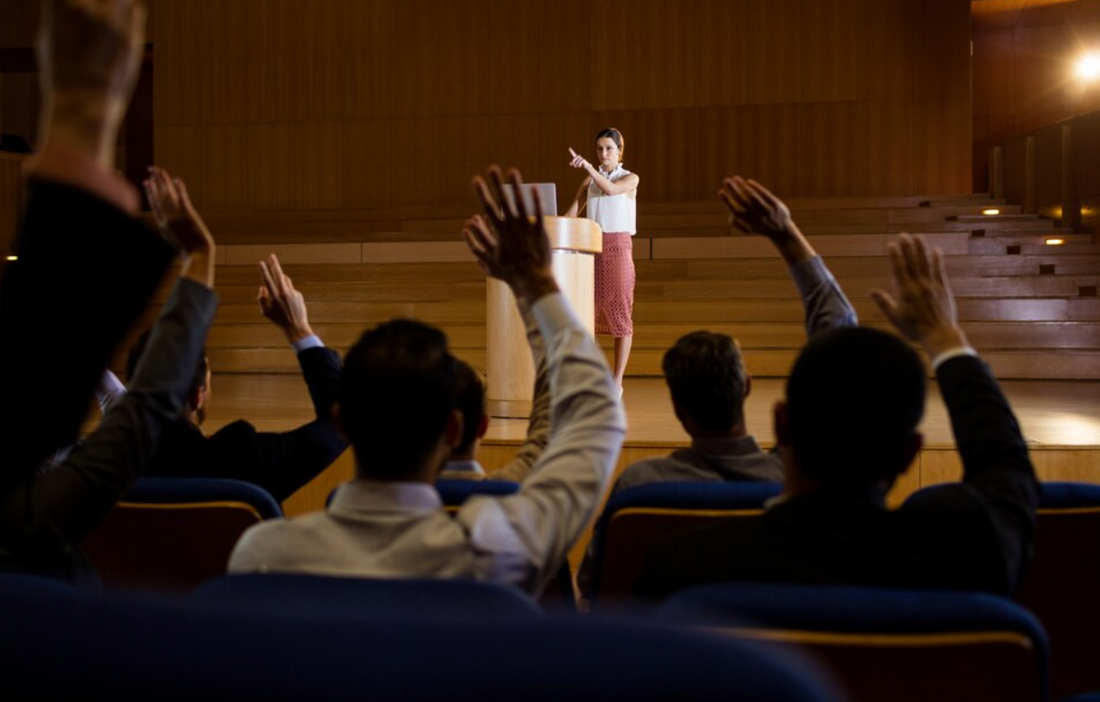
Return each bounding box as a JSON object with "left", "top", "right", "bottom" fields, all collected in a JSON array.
[
  {"left": 720, "top": 176, "right": 814, "bottom": 265},
  {"left": 143, "top": 166, "right": 215, "bottom": 288},
  {"left": 872, "top": 233, "right": 968, "bottom": 358},
  {"left": 464, "top": 166, "right": 558, "bottom": 303},
  {"left": 568, "top": 147, "right": 590, "bottom": 171},
  {"left": 37, "top": 0, "right": 147, "bottom": 167},
  {"left": 257, "top": 253, "right": 314, "bottom": 344},
  {"left": 143, "top": 167, "right": 213, "bottom": 255}
]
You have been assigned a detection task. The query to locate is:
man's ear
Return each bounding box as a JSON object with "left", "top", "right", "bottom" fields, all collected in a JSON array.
[
  {"left": 443, "top": 410, "right": 464, "bottom": 449},
  {"left": 743, "top": 373, "right": 753, "bottom": 400},
  {"left": 188, "top": 384, "right": 205, "bottom": 413},
  {"left": 477, "top": 414, "right": 490, "bottom": 440},
  {"left": 330, "top": 402, "right": 349, "bottom": 443}
]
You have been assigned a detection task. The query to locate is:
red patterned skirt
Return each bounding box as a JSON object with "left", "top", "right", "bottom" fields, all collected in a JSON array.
[{"left": 594, "top": 232, "right": 635, "bottom": 337}]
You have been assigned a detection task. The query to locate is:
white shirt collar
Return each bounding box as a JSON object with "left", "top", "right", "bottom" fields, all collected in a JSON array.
[{"left": 329, "top": 480, "right": 443, "bottom": 515}]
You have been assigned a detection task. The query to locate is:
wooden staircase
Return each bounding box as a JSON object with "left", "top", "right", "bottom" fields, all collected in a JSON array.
[{"left": 128, "top": 194, "right": 1100, "bottom": 382}]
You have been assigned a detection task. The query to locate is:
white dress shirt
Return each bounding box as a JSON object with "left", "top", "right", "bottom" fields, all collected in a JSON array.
[{"left": 228, "top": 292, "right": 626, "bottom": 595}]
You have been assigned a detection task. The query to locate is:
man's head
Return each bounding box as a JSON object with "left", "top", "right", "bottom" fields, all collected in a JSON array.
[
  {"left": 338, "top": 319, "right": 462, "bottom": 482},
  {"left": 777, "top": 326, "right": 926, "bottom": 491},
  {"left": 662, "top": 331, "right": 750, "bottom": 438},
  {"left": 451, "top": 359, "right": 489, "bottom": 460},
  {"left": 127, "top": 330, "right": 210, "bottom": 425}
]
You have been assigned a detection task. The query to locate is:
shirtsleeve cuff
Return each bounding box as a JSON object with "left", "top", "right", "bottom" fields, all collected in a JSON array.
[
  {"left": 931, "top": 346, "right": 979, "bottom": 370},
  {"left": 292, "top": 335, "right": 324, "bottom": 353}
]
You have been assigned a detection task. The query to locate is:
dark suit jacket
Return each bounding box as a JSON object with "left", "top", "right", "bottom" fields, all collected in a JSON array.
[
  {"left": 145, "top": 346, "right": 346, "bottom": 502},
  {"left": 634, "top": 355, "right": 1039, "bottom": 599},
  {"left": 0, "top": 180, "right": 174, "bottom": 480}
]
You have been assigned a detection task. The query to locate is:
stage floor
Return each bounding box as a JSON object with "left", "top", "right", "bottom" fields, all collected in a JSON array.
[{"left": 206, "top": 375, "right": 1100, "bottom": 450}]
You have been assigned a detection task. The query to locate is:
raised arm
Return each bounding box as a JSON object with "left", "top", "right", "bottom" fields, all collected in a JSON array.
[
  {"left": 460, "top": 167, "right": 625, "bottom": 594},
  {"left": 721, "top": 176, "right": 856, "bottom": 337},
  {"left": 485, "top": 280, "right": 550, "bottom": 483},
  {"left": 874, "top": 234, "right": 1038, "bottom": 591},
  {"left": 0, "top": 0, "right": 174, "bottom": 480},
  {"left": 569, "top": 148, "right": 638, "bottom": 196}
]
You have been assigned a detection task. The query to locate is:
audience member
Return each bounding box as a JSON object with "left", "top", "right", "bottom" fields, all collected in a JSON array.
[
  {"left": 121, "top": 171, "right": 346, "bottom": 502},
  {"left": 229, "top": 167, "right": 625, "bottom": 595},
  {"left": 577, "top": 176, "right": 857, "bottom": 596},
  {"left": 438, "top": 300, "right": 550, "bottom": 482},
  {"left": 634, "top": 234, "right": 1039, "bottom": 599},
  {"left": 0, "top": 0, "right": 219, "bottom": 580}
]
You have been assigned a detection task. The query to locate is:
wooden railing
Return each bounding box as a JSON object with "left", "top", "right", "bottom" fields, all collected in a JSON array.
[{"left": 991, "top": 110, "right": 1100, "bottom": 237}]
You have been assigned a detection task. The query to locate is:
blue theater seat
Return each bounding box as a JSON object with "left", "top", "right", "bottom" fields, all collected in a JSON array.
[
  {"left": 80, "top": 477, "right": 282, "bottom": 593},
  {"left": 657, "top": 583, "right": 1049, "bottom": 702},
  {"left": 588, "top": 481, "right": 782, "bottom": 602}
]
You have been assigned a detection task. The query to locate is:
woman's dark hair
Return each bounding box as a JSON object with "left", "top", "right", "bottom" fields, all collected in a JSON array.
[{"left": 595, "top": 127, "right": 625, "bottom": 161}]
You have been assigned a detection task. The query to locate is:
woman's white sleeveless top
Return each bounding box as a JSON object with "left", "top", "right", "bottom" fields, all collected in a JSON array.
[{"left": 587, "top": 165, "right": 636, "bottom": 235}]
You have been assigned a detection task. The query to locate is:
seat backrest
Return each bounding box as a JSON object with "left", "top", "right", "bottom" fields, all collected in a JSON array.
[
  {"left": 0, "top": 584, "right": 846, "bottom": 702},
  {"left": 80, "top": 477, "right": 282, "bottom": 594},
  {"left": 193, "top": 572, "right": 543, "bottom": 621},
  {"left": 658, "top": 583, "right": 1050, "bottom": 702},
  {"left": 593, "top": 481, "right": 782, "bottom": 599},
  {"left": 1016, "top": 481, "right": 1100, "bottom": 700}
]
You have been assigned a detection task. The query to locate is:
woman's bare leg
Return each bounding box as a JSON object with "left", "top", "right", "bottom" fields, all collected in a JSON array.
[{"left": 613, "top": 335, "right": 633, "bottom": 388}]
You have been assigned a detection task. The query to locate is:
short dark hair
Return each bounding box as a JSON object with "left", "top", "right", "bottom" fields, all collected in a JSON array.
[
  {"left": 662, "top": 331, "right": 747, "bottom": 433},
  {"left": 453, "top": 359, "right": 486, "bottom": 454},
  {"left": 126, "top": 328, "right": 208, "bottom": 398},
  {"left": 340, "top": 319, "right": 459, "bottom": 480},
  {"left": 786, "top": 327, "right": 926, "bottom": 486}
]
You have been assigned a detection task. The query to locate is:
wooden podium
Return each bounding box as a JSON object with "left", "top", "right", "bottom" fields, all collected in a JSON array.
[{"left": 486, "top": 216, "right": 602, "bottom": 418}]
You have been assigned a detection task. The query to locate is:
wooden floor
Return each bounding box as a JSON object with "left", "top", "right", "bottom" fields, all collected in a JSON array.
[{"left": 203, "top": 372, "right": 1100, "bottom": 515}]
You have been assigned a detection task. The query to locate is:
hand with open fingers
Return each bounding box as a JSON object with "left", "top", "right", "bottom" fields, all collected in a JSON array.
[
  {"left": 143, "top": 167, "right": 214, "bottom": 256},
  {"left": 465, "top": 166, "right": 558, "bottom": 302},
  {"left": 719, "top": 176, "right": 795, "bottom": 240},
  {"left": 38, "top": 0, "right": 147, "bottom": 157},
  {"left": 257, "top": 254, "right": 314, "bottom": 343},
  {"left": 871, "top": 233, "right": 968, "bottom": 357}
]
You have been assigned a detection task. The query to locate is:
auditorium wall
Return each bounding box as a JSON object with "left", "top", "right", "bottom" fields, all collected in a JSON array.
[
  {"left": 972, "top": 0, "right": 1100, "bottom": 191},
  {"left": 2, "top": 0, "right": 973, "bottom": 218}
]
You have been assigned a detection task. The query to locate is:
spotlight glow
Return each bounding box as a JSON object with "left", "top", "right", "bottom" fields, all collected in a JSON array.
[
  {"left": 1045, "top": 238, "right": 1065, "bottom": 246},
  {"left": 982, "top": 208, "right": 1001, "bottom": 216},
  {"left": 1078, "top": 54, "right": 1100, "bottom": 81},
  {"left": 4, "top": 255, "right": 16, "bottom": 261}
]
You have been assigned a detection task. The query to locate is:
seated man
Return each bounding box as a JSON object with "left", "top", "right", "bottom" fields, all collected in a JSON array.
[
  {"left": 125, "top": 180, "right": 346, "bottom": 501},
  {"left": 0, "top": 0, "right": 216, "bottom": 579},
  {"left": 634, "top": 234, "right": 1039, "bottom": 599},
  {"left": 229, "top": 167, "right": 626, "bottom": 595},
  {"left": 438, "top": 299, "right": 549, "bottom": 483},
  {"left": 576, "top": 177, "right": 856, "bottom": 596}
]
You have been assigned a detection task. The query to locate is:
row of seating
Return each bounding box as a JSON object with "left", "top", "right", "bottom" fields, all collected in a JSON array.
[{"left": 76, "top": 477, "right": 1100, "bottom": 700}]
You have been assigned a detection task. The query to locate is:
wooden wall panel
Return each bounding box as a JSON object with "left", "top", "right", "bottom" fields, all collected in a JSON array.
[
  {"left": 391, "top": 0, "right": 440, "bottom": 118},
  {"left": 143, "top": 0, "right": 975, "bottom": 221},
  {"left": 198, "top": 0, "right": 248, "bottom": 125},
  {"left": 200, "top": 124, "right": 249, "bottom": 211},
  {"left": 438, "top": 116, "right": 490, "bottom": 206},
  {"left": 487, "top": 0, "right": 542, "bottom": 115},
  {"left": 340, "top": 0, "right": 393, "bottom": 120},
  {"left": 342, "top": 120, "right": 393, "bottom": 209},
  {"left": 535, "top": 0, "right": 591, "bottom": 114},
  {"left": 391, "top": 118, "right": 440, "bottom": 206},
  {"left": 437, "top": 0, "right": 488, "bottom": 117}
]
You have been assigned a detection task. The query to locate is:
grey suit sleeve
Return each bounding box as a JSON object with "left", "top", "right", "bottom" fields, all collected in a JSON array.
[
  {"left": 789, "top": 256, "right": 858, "bottom": 338},
  {"left": 0, "top": 279, "right": 218, "bottom": 546}
]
